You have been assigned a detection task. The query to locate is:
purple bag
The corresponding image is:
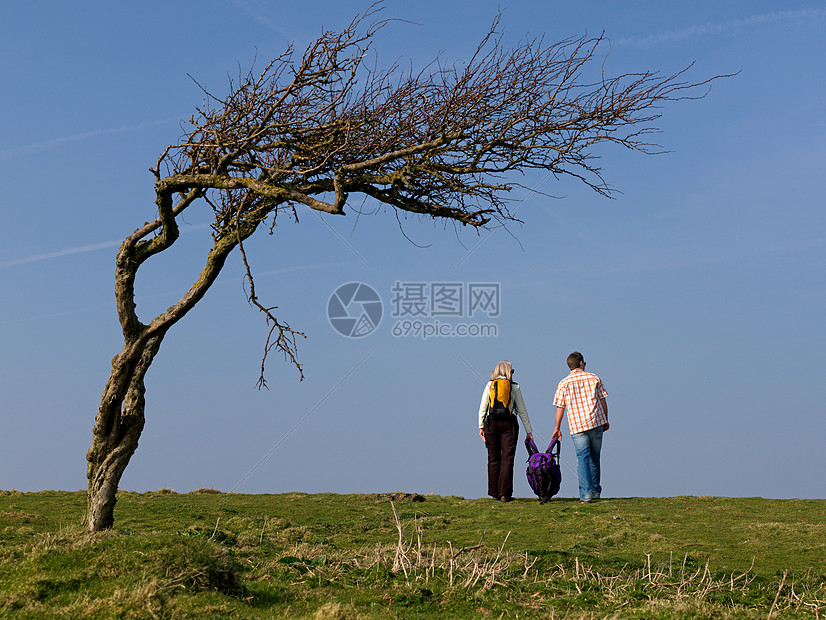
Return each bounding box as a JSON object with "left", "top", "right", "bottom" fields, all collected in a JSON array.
[{"left": 525, "top": 437, "right": 562, "bottom": 503}]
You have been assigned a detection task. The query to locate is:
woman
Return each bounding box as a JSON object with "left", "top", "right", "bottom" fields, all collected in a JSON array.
[{"left": 477, "top": 360, "right": 534, "bottom": 502}]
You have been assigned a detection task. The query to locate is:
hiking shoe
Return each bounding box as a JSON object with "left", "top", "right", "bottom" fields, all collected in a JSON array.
[{"left": 500, "top": 496, "right": 513, "bottom": 503}]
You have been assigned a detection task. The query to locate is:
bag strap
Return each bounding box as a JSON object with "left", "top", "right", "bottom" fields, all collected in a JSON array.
[{"left": 524, "top": 436, "right": 540, "bottom": 456}]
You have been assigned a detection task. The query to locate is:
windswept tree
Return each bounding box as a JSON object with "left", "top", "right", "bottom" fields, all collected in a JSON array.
[{"left": 86, "top": 8, "right": 719, "bottom": 531}]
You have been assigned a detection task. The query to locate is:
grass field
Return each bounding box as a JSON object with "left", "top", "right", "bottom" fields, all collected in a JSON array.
[{"left": 0, "top": 490, "right": 823, "bottom": 618}]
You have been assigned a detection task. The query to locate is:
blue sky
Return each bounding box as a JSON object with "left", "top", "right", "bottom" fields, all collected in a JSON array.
[{"left": 1, "top": 1, "right": 824, "bottom": 500}]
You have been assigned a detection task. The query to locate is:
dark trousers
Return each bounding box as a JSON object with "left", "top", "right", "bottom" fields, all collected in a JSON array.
[{"left": 484, "top": 416, "right": 519, "bottom": 498}]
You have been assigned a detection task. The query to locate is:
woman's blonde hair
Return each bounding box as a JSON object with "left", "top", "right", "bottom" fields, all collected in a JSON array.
[{"left": 490, "top": 360, "right": 513, "bottom": 381}]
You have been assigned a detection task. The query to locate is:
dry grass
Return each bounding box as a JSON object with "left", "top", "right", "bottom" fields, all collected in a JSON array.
[
  {"left": 2, "top": 492, "right": 823, "bottom": 618},
  {"left": 247, "top": 501, "right": 826, "bottom": 618}
]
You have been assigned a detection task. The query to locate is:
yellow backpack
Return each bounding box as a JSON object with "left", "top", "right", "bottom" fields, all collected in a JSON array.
[{"left": 488, "top": 378, "right": 512, "bottom": 417}]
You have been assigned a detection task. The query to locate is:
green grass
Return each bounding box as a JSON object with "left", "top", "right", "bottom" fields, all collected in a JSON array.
[{"left": 1, "top": 490, "right": 823, "bottom": 618}]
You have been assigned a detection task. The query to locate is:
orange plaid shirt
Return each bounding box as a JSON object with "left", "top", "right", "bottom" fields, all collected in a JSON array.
[{"left": 553, "top": 369, "right": 608, "bottom": 434}]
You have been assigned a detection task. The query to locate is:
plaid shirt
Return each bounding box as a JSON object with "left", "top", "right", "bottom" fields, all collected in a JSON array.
[{"left": 553, "top": 369, "right": 608, "bottom": 434}]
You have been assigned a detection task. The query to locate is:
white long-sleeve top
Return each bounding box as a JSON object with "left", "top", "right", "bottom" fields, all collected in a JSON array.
[{"left": 477, "top": 378, "right": 533, "bottom": 434}]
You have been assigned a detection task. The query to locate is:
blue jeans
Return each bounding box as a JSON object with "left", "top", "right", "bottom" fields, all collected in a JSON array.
[{"left": 571, "top": 427, "right": 604, "bottom": 501}]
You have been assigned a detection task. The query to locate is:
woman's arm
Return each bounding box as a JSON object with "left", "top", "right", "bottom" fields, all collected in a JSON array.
[
  {"left": 478, "top": 382, "right": 491, "bottom": 439},
  {"left": 511, "top": 384, "right": 533, "bottom": 438}
]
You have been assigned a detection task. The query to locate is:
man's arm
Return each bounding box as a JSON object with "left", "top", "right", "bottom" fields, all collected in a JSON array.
[
  {"left": 600, "top": 396, "right": 609, "bottom": 431},
  {"left": 551, "top": 406, "right": 565, "bottom": 441}
]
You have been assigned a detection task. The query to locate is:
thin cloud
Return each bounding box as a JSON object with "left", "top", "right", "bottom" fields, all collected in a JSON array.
[
  {"left": 1, "top": 223, "right": 211, "bottom": 269},
  {"left": 600, "top": 237, "right": 823, "bottom": 275},
  {"left": 1, "top": 259, "right": 341, "bottom": 326},
  {"left": 514, "top": 237, "right": 823, "bottom": 285},
  {"left": 1, "top": 240, "right": 123, "bottom": 268},
  {"left": 228, "top": 0, "right": 309, "bottom": 43},
  {"left": 0, "top": 117, "right": 180, "bottom": 161},
  {"left": 254, "top": 261, "right": 354, "bottom": 278},
  {"left": 615, "top": 9, "right": 826, "bottom": 47}
]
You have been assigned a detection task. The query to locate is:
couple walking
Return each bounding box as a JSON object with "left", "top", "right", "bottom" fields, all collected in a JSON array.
[{"left": 477, "top": 353, "right": 609, "bottom": 503}]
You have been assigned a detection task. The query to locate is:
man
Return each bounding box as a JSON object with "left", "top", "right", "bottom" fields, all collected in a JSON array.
[{"left": 551, "top": 352, "right": 609, "bottom": 503}]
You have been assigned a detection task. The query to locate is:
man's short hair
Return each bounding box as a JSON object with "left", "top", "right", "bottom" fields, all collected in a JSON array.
[{"left": 567, "top": 351, "right": 584, "bottom": 370}]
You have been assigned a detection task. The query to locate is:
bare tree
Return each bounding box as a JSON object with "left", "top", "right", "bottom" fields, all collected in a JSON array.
[{"left": 85, "top": 7, "right": 719, "bottom": 531}]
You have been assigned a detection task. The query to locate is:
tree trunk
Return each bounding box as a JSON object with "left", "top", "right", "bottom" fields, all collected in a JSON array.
[
  {"left": 84, "top": 225, "right": 239, "bottom": 532},
  {"left": 85, "top": 333, "right": 164, "bottom": 532}
]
